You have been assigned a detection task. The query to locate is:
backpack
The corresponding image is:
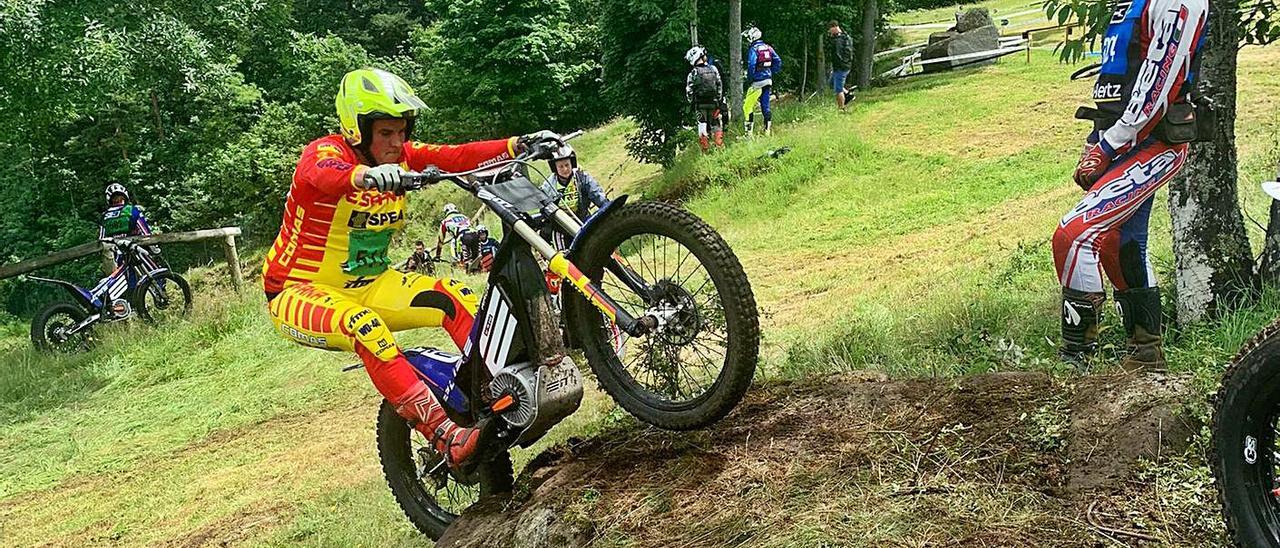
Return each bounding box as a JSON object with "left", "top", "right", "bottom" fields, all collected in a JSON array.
[
  {"left": 754, "top": 43, "right": 780, "bottom": 76},
  {"left": 690, "top": 65, "right": 720, "bottom": 103},
  {"left": 756, "top": 45, "right": 774, "bottom": 70},
  {"left": 836, "top": 34, "right": 855, "bottom": 68}
]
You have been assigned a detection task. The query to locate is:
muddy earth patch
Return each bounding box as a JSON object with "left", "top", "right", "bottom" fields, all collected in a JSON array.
[{"left": 439, "top": 371, "right": 1205, "bottom": 547}]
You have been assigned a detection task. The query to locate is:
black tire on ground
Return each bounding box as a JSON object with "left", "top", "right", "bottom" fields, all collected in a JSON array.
[
  {"left": 376, "top": 400, "right": 513, "bottom": 541},
  {"left": 133, "top": 271, "right": 192, "bottom": 324},
  {"left": 568, "top": 200, "right": 759, "bottom": 430},
  {"left": 1212, "top": 318, "right": 1280, "bottom": 547},
  {"left": 30, "top": 302, "right": 90, "bottom": 352}
]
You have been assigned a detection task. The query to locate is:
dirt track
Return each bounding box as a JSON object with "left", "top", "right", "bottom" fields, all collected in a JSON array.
[{"left": 439, "top": 370, "right": 1200, "bottom": 547}]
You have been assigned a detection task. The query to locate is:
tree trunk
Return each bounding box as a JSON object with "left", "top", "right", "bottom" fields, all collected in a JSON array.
[
  {"left": 150, "top": 90, "right": 165, "bottom": 139},
  {"left": 816, "top": 31, "right": 827, "bottom": 93},
  {"left": 689, "top": 0, "right": 698, "bottom": 45},
  {"left": 1167, "top": 0, "right": 1256, "bottom": 323},
  {"left": 801, "top": 35, "right": 809, "bottom": 97},
  {"left": 728, "top": 0, "right": 743, "bottom": 133},
  {"left": 1259, "top": 158, "right": 1280, "bottom": 282},
  {"left": 858, "top": 0, "right": 878, "bottom": 88}
]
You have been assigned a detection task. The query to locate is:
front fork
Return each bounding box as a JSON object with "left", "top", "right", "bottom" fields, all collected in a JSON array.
[
  {"left": 505, "top": 211, "right": 655, "bottom": 337},
  {"left": 548, "top": 210, "right": 652, "bottom": 298}
]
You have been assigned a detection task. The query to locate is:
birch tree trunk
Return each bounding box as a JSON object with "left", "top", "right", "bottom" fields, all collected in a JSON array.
[
  {"left": 858, "top": 0, "right": 878, "bottom": 88},
  {"left": 1166, "top": 0, "right": 1256, "bottom": 323},
  {"left": 728, "top": 0, "right": 743, "bottom": 133},
  {"left": 689, "top": 0, "right": 697, "bottom": 45}
]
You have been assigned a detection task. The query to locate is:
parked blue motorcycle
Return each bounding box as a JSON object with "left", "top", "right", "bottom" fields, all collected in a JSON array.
[{"left": 28, "top": 239, "right": 191, "bottom": 352}]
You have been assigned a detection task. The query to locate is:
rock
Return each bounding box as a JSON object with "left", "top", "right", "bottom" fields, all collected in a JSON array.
[
  {"left": 946, "top": 25, "right": 1001, "bottom": 67},
  {"left": 921, "top": 31, "right": 960, "bottom": 74},
  {"left": 956, "top": 7, "right": 995, "bottom": 33},
  {"left": 920, "top": 24, "right": 1000, "bottom": 73}
]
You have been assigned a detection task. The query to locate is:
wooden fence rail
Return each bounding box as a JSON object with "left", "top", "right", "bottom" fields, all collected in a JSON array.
[{"left": 0, "top": 227, "right": 244, "bottom": 289}]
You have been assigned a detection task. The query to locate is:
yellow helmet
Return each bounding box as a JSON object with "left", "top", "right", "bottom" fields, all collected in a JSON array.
[{"left": 335, "top": 68, "right": 428, "bottom": 147}]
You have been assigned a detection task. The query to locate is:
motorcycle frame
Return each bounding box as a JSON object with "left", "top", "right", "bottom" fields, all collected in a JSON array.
[
  {"left": 413, "top": 157, "right": 656, "bottom": 428},
  {"left": 28, "top": 242, "right": 170, "bottom": 331}
]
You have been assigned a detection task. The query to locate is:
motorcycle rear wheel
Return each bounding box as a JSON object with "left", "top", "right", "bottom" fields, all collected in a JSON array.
[
  {"left": 376, "top": 400, "right": 513, "bottom": 541},
  {"left": 30, "top": 302, "right": 91, "bottom": 353}
]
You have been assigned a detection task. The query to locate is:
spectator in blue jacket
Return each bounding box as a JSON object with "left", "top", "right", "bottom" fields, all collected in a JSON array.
[{"left": 743, "top": 26, "right": 782, "bottom": 136}]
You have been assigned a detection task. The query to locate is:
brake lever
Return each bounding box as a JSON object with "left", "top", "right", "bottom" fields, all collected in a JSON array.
[{"left": 400, "top": 170, "right": 442, "bottom": 191}]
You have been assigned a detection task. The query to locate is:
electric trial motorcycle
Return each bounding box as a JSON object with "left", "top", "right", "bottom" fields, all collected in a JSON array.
[
  {"left": 372, "top": 134, "right": 760, "bottom": 539},
  {"left": 1212, "top": 166, "right": 1280, "bottom": 547},
  {"left": 28, "top": 238, "right": 192, "bottom": 352}
]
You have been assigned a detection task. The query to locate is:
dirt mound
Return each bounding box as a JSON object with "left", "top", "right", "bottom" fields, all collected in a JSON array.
[{"left": 439, "top": 371, "right": 1200, "bottom": 547}]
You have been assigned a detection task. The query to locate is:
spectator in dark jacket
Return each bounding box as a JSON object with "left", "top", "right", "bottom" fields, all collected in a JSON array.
[{"left": 827, "top": 21, "right": 856, "bottom": 111}]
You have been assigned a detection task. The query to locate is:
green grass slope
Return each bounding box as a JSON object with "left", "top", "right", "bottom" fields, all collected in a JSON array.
[{"left": 0, "top": 46, "right": 1277, "bottom": 546}]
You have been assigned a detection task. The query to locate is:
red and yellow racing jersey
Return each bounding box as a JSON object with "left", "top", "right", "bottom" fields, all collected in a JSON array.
[{"left": 263, "top": 134, "right": 517, "bottom": 296}]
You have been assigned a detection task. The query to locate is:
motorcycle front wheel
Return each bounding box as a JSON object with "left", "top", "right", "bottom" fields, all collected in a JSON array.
[
  {"left": 376, "top": 400, "right": 513, "bottom": 541},
  {"left": 1213, "top": 319, "right": 1280, "bottom": 547},
  {"left": 133, "top": 271, "right": 192, "bottom": 324},
  {"left": 568, "top": 201, "right": 760, "bottom": 430}
]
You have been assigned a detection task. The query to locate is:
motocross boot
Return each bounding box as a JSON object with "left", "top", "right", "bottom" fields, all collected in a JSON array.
[
  {"left": 699, "top": 135, "right": 710, "bottom": 152},
  {"left": 714, "top": 130, "right": 724, "bottom": 148},
  {"left": 744, "top": 114, "right": 755, "bottom": 136},
  {"left": 1060, "top": 287, "right": 1105, "bottom": 371},
  {"left": 394, "top": 382, "right": 492, "bottom": 470},
  {"left": 764, "top": 120, "right": 773, "bottom": 136},
  {"left": 1116, "top": 287, "right": 1167, "bottom": 372}
]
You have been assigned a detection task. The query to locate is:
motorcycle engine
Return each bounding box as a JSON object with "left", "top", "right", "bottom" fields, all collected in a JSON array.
[
  {"left": 488, "top": 355, "right": 584, "bottom": 447},
  {"left": 109, "top": 299, "right": 132, "bottom": 320}
]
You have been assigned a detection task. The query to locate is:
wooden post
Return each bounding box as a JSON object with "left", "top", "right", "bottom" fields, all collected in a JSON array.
[
  {"left": 100, "top": 245, "right": 116, "bottom": 275},
  {"left": 222, "top": 234, "right": 244, "bottom": 290}
]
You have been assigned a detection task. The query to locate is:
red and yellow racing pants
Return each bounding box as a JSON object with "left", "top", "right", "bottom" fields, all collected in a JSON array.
[{"left": 267, "top": 270, "right": 477, "bottom": 405}]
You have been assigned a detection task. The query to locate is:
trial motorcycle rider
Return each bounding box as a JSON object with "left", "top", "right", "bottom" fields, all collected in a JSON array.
[{"left": 261, "top": 68, "right": 559, "bottom": 470}]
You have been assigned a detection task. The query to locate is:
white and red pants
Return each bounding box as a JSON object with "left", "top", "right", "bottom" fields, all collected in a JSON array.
[{"left": 1053, "top": 140, "right": 1188, "bottom": 292}]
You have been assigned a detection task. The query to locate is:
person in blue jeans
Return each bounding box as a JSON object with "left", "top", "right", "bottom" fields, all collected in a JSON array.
[{"left": 827, "top": 21, "right": 855, "bottom": 111}]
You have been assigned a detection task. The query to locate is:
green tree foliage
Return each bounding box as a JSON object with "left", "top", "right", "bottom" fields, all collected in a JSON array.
[
  {"left": 0, "top": 0, "right": 609, "bottom": 315},
  {"left": 421, "top": 0, "right": 610, "bottom": 140},
  {"left": 600, "top": 0, "right": 696, "bottom": 166}
]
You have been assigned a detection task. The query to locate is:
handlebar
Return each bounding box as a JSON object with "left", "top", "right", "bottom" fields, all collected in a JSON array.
[
  {"left": 99, "top": 237, "right": 136, "bottom": 250},
  {"left": 400, "top": 130, "right": 584, "bottom": 192},
  {"left": 1070, "top": 63, "right": 1101, "bottom": 81}
]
